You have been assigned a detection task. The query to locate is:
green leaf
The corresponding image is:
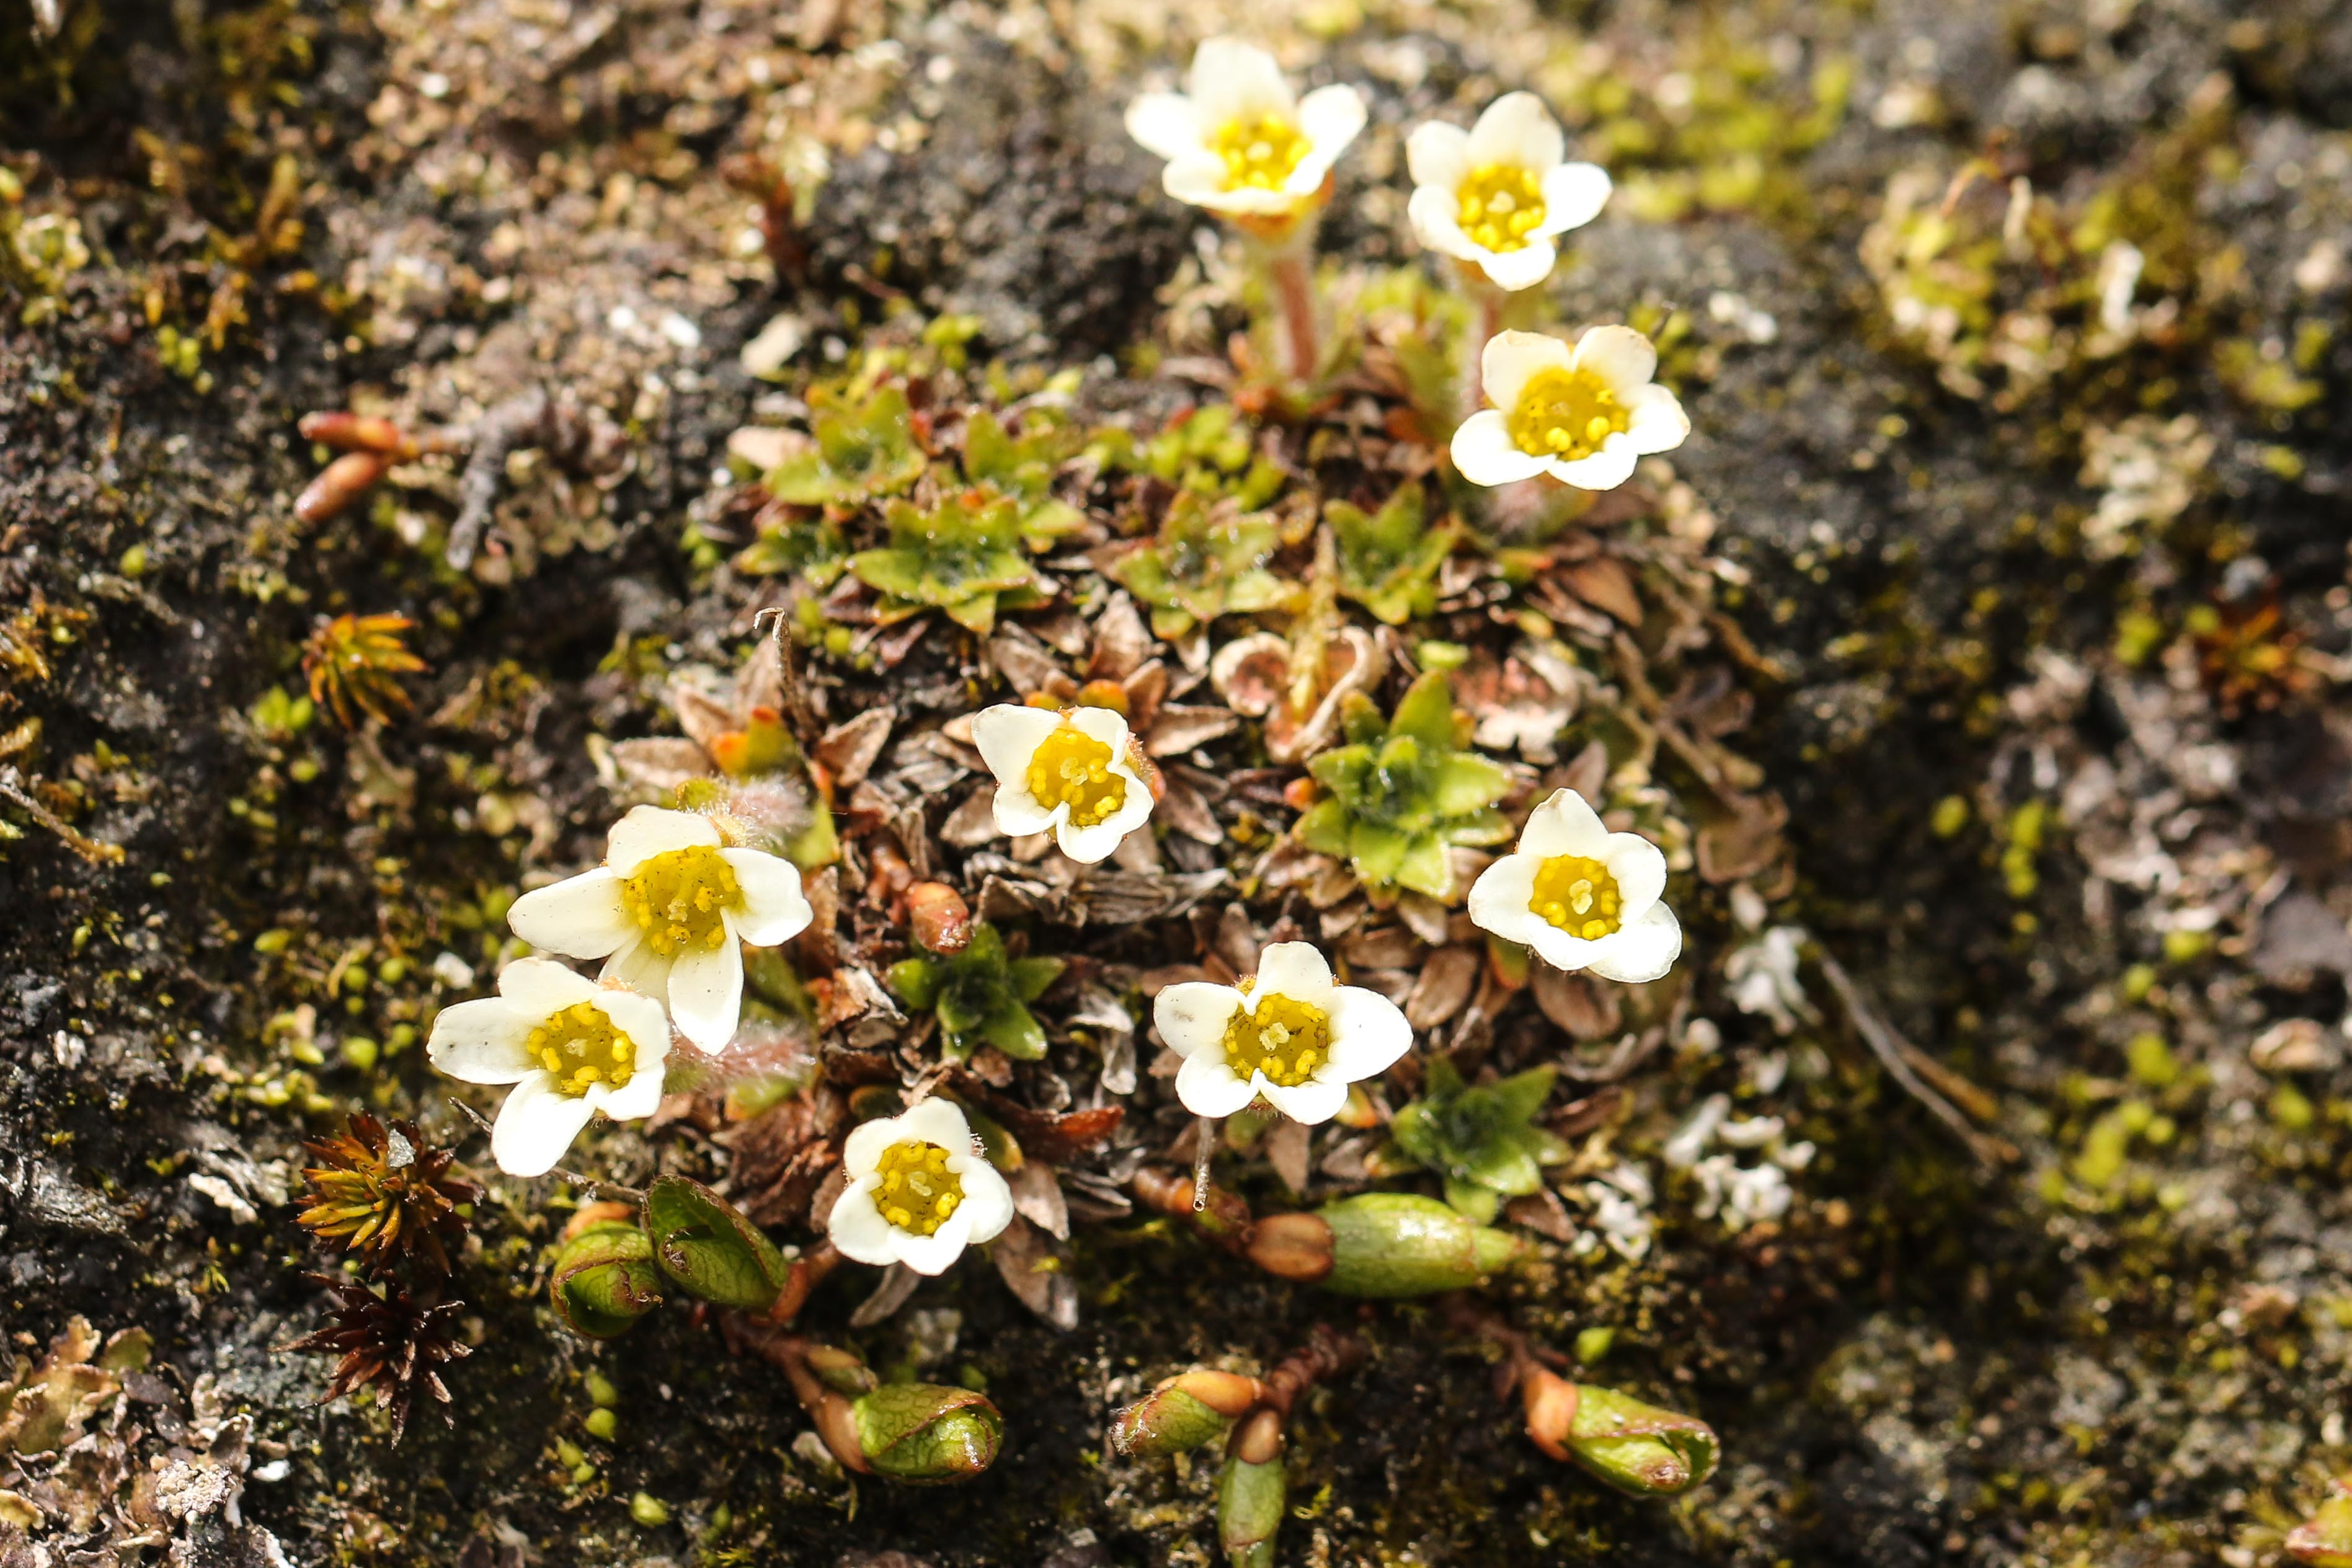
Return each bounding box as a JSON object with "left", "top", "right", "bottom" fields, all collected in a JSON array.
[
  {"left": 1008, "top": 955, "right": 1066, "bottom": 1002},
  {"left": 1388, "top": 672, "right": 1458, "bottom": 750},
  {"left": 1349, "top": 822, "right": 1412, "bottom": 882},
  {"left": 1442, "top": 1176, "right": 1503, "bottom": 1223},
  {"left": 850, "top": 547, "right": 930, "bottom": 599},
  {"left": 887, "top": 958, "right": 942, "bottom": 1012},
  {"left": 1294, "top": 798, "right": 1352, "bottom": 857},
  {"left": 551, "top": 1220, "right": 664, "bottom": 1339},
  {"left": 941, "top": 592, "right": 1000, "bottom": 634},
  {"left": 1488, "top": 1065, "right": 1557, "bottom": 1125},
  {"left": 852, "top": 1384, "right": 1003, "bottom": 1482},
  {"left": 1393, "top": 833, "right": 1453, "bottom": 898},
  {"left": 1432, "top": 754, "right": 1513, "bottom": 815},
  {"left": 980, "top": 1001, "right": 1048, "bottom": 1061},
  {"left": 642, "top": 1175, "right": 792, "bottom": 1311}
]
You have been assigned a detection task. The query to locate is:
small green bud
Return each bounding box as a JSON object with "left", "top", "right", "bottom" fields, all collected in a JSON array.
[
  {"left": 628, "top": 1491, "right": 670, "bottom": 1526},
  {"left": 642, "top": 1174, "right": 793, "bottom": 1311},
  {"left": 1523, "top": 1368, "right": 1718, "bottom": 1497},
  {"left": 851, "top": 1383, "right": 1004, "bottom": 1483},
  {"left": 1574, "top": 1327, "right": 1615, "bottom": 1365},
  {"left": 555, "top": 1438, "right": 586, "bottom": 1468},
  {"left": 1109, "top": 1370, "right": 1260, "bottom": 1458},
  {"left": 1297, "top": 1193, "right": 1523, "bottom": 1297},
  {"left": 550, "top": 1221, "right": 663, "bottom": 1340},
  {"left": 585, "top": 1370, "right": 619, "bottom": 1407},
  {"left": 584, "top": 1407, "right": 618, "bottom": 1442},
  {"left": 1216, "top": 1411, "right": 1287, "bottom": 1568},
  {"left": 2289, "top": 1497, "right": 2352, "bottom": 1567}
]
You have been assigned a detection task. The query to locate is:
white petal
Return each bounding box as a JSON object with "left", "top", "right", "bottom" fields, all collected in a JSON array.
[
  {"left": 1525, "top": 926, "right": 1603, "bottom": 975},
  {"left": 896, "top": 1097, "right": 980, "bottom": 1155},
  {"left": 596, "top": 1065, "right": 667, "bottom": 1123},
  {"left": 1057, "top": 812, "right": 1134, "bottom": 864},
  {"left": 950, "top": 1158, "right": 1016, "bottom": 1244},
  {"left": 1298, "top": 82, "right": 1373, "bottom": 167},
  {"left": 1405, "top": 120, "right": 1471, "bottom": 190},
  {"left": 595, "top": 985, "right": 674, "bottom": 1066},
  {"left": 1155, "top": 982, "right": 1245, "bottom": 1058},
  {"left": 426, "top": 996, "right": 535, "bottom": 1084},
  {"left": 1603, "top": 833, "right": 1668, "bottom": 923},
  {"left": 971, "top": 702, "right": 1063, "bottom": 783},
  {"left": 605, "top": 804, "right": 721, "bottom": 875},
  {"left": 1476, "top": 237, "right": 1558, "bottom": 293},
  {"left": 1571, "top": 324, "right": 1657, "bottom": 397},
  {"left": 1480, "top": 329, "right": 1575, "bottom": 415},
  {"left": 1535, "top": 161, "right": 1612, "bottom": 236},
  {"left": 1622, "top": 382, "right": 1690, "bottom": 455},
  {"left": 1189, "top": 181, "right": 1305, "bottom": 216},
  {"left": 1467, "top": 853, "right": 1543, "bottom": 946},
  {"left": 1063, "top": 704, "right": 1135, "bottom": 753},
  {"left": 1176, "top": 1052, "right": 1262, "bottom": 1118},
  {"left": 891, "top": 1205, "right": 978, "bottom": 1276},
  {"left": 1251, "top": 941, "right": 1336, "bottom": 1010},
  {"left": 1449, "top": 410, "right": 1548, "bottom": 488},
  {"left": 723, "top": 848, "right": 811, "bottom": 946},
  {"left": 495, "top": 955, "right": 599, "bottom": 1016},
  {"left": 1325, "top": 986, "right": 1413, "bottom": 1079},
  {"left": 992, "top": 791, "right": 1058, "bottom": 838},
  {"left": 1406, "top": 184, "right": 1482, "bottom": 261},
  {"left": 1467, "top": 91, "right": 1565, "bottom": 172},
  {"left": 1188, "top": 37, "right": 1292, "bottom": 124},
  {"left": 1547, "top": 437, "right": 1639, "bottom": 492},
  {"left": 1258, "top": 1073, "right": 1351, "bottom": 1125},
  {"left": 1163, "top": 153, "right": 1240, "bottom": 208},
  {"left": 1125, "top": 91, "right": 1204, "bottom": 162},
  {"left": 1583, "top": 901, "right": 1684, "bottom": 984},
  {"left": 508, "top": 869, "right": 635, "bottom": 960},
  {"left": 601, "top": 938, "right": 670, "bottom": 998},
  {"left": 1519, "top": 789, "right": 1612, "bottom": 858},
  {"left": 827, "top": 1182, "right": 900, "bottom": 1265},
  {"left": 491, "top": 1073, "right": 597, "bottom": 1177},
  {"left": 664, "top": 937, "right": 743, "bottom": 1052},
  {"left": 843, "top": 1116, "right": 904, "bottom": 1176}
]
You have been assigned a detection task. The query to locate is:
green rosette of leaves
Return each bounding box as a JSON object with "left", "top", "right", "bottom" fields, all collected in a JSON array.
[
  {"left": 1294, "top": 671, "right": 1514, "bottom": 900},
  {"left": 887, "top": 922, "right": 1064, "bottom": 1061},
  {"left": 1328, "top": 480, "right": 1459, "bottom": 625},
  {"left": 1107, "top": 490, "right": 1300, "bottom": 640},
  {"left": 960, "top": 409, "right": 1086, "bottom": 551},
  {"left": 766, "top": 381, "right": 928, "bottom": 509},
  {"left": 1389, "top": 1060, "right": 1568, "bottom": 1222},
  {"left": 850, "top": 490, "right": 1050, "bottom": 635}
]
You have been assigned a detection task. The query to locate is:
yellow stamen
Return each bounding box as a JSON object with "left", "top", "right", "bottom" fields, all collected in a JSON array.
[
  {"left": 1506, "top": 366, "right": 1630, "bottom": 463},
  {"left": 1220, "top": 992, "right": 1333, "bottom": 1089},
  {"left": 525, "top": 1000, "right": 636, "bottom": 1097},
  {"left": 1530, "top": 854, "right": 1623, "bottom": 941},
  {"left": 1455, "top": 162, "right": 1547, "bottom": 252},
  {"left": 1024, "top": 722, "right": 1128, "bottom": 829},
  {"left": 620, "top": 844, "right": 742, "bottom": 959},
  {"left": 1210, "top": 113, "right": 1309, "bottom": 192},
  {"left": 873, "top": 1140, "right": 965, "bottom": 1237}
]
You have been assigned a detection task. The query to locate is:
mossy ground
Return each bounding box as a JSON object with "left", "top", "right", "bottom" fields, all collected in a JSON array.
[{"left": 4, "top": 1, "right": 2351, "bottom": 1564}]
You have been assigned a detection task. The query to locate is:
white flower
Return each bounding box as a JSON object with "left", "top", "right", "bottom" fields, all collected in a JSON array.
[
  {"left": 1450, "top": 327, "right": 1689, "bottom": 492},
  {"left": 1468, "top": 787, "right": 1681, "bottom": 983},
  {"left": 970, "top": 703, "right": 1157, "bottom": 864},
  {"left": 506, "top": 805, "right": 813, "bottom": 1054},
  {"left": 1406, "top": 92, "right": 1610, "bottom": 291},
  {"left": 1125, "top": 37, "right": 1366, "bottom": 224},
  {"left": 1152, "top": 941, "right": 1411, "bottom": 1125},
  {"left": 827, "top": 1099, "right": 1016, "bottom": 1276},
  {"left": 1724, "top": 925, "right": 1818, "bottom": 1034},
  {"left": 427, "top": 957, "right": 671, "bottom": 1177}
]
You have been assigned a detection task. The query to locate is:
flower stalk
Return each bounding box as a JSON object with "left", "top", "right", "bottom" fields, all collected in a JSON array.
[
  {"left": 1134, "top": 1169, "right": 1522, "bottom": 1296},
  {"left": 732, "top": 1328, "right": 1004, "bottom": 1484}
]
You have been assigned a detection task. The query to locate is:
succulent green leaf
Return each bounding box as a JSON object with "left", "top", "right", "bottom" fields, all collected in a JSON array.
[
  {"left": 1562, "top": 1384, "right": 1720, "bottom": 1497},
  {"left": 980, "top": 1001, "right": 1048, "bottom": 1061},
  {"left": 1315, "top": 1192, "right": 1523, "bottom": 1297},
  {"left": 1216, "top": 1453, "right": 1286, "bottom": 1568},
  {"left": 551, "top": 1221, "right": 664, "bottom": 1339},
  {"left": 770, "top": 384, "right": 926, "bottom": 506},
  {"left": 887, "top": 957, "right": 943, "bottom": 1012},
  {"left": 641, "top": 1174, "right": 792, "bottom": 1311},
  {"left": 851, "top": 1384, "right": 1004, "bottom": 1483},
  {"left": 1008, "top": 955, "right": 1066, "bottom": 1002},
  {"left": 1331, "top": 481, "right": 1458, "bottom": 624}
]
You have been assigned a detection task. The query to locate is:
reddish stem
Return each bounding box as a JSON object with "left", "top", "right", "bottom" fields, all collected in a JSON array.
[{"left": 1271, "top": 247, "right": 1319, "bottom": 384}]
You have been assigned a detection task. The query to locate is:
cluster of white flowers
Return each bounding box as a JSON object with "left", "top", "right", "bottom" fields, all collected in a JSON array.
[
  {"left": 428, "top": 805, "right": 812, "bottom": 1177},
  {"left": 1125, "top": 38, "right": 1689, "bottom": 494}
]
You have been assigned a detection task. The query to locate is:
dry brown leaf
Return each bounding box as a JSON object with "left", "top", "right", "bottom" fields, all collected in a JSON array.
[
  {"left": 1531, "top": 966, "right": 1622, "bottom": 1040},
  {"left": 1264, "top": 1118, "right": 1312, "bottom": 1196},
  {"left": 990, "top": 1213, "right": 1078, "bottom": 1330},
  {"left": 1405, "top": 946, "right": 1480, "bottom": 1030},
  {"left": 816, "top": 707, "right": 896, "bottom": 790}
]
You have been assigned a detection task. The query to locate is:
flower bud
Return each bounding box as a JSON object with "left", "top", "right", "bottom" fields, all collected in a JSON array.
[
  {"left": 298, "top": 412, "right": 411, "bottom": 455},
  {"left": 295, "top": 451, "right": 392, "bottom": 525},
  {"left": 850, "top": 1383, "right": 1005, "bottom": 1483},
  {"left": 1217, "top": 1410, "right": 1286, "bottom": 1568},
  {"left": 1109, "top": 1370, "right": 1261, "bottom": 1458},
  {"left": 1305, "top": 1193, "right": 1524, "bottom": 1298},
  {"left": 1522, "top": 1368, "right": 1718, "bottom": 1497},
  {"left": 906, "top": 881, "right": 972, "bottom": 955},
  {"left": 2289, "top": 1497, "right": 2352, "bottom": 1567},
  {"left": 549, "top": 1220, "right": 663, "bottom": 1340}
]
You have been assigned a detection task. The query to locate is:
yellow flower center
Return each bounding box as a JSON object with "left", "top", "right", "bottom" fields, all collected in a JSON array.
[
  {"left": 1456, "top": 162, "right": 1547, "bottom": 252},
  {"left": 1530, "top": 854, "right": 1622, "bottom": 940},
  {"left": 1210, "top": 113, "right": 1308, "bottom": 192},
  {"left": 1506, "top": 365, "right": 1631, "bottom": 461},
  {"left": 620, "top": 844, "right": 742, "bottom": 959},
  {"left": 529, "top": 1000, "right": 637, "bottom": 1096},
  {"left": 873, "top": 1140, "right": 965, "bottom": 1236},
  {"left": 1220, "top": 986, "right": 1333, "bottom": 1089},
  {"left": 1024, "top": 722, "right": 1128, "bottom": 828}
]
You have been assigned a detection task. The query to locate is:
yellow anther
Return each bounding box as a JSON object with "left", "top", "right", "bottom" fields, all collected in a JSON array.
[
  {"left": 1210, "top": 113, "right": 1309, "bottom": 192},
  {"left": 526, "top": 999, "right": 636, "bottom": 1097},
  {"left": 1506, "top": 366, "right": 1631, "bottom": 464},
  {"left": 873, "top": 1140, "right": 967, "bottom": 1238},
  {"left": 1220, "top": 993, "right": 1333, "bottom": 1089},
  {"left": 621, "top": 844, "right": 742, "bottom": 958},
  {"left": 1455, "top": 163, "right": 1548, "bottom": 252},
  {"left": 1024, "top": 721, "right": 1128, "bottom": 828},
  {"left": 1530, "top": 854, "right": 1624, "bottom": 941}
]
